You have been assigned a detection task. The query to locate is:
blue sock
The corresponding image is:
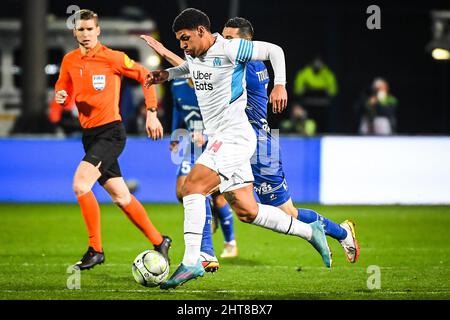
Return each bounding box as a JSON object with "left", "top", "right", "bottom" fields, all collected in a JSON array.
[
  {"left": 200, "top": 199, "right": 215, "bottom": 257},
  {"left": 216, "top": 203, "right": 235, "bottom": 243},
  {"left": 297, "top": 208, "right": 347, "bottom": 240}
]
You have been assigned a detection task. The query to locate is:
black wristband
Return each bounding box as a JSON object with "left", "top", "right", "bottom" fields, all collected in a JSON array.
[{"left": 147, "top": 107, "right": 157, "bottom": 112}]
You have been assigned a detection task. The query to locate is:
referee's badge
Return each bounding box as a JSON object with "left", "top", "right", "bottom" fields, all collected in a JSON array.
[{"left": 92, "top": 75, "right": 106, "bottom": 91}]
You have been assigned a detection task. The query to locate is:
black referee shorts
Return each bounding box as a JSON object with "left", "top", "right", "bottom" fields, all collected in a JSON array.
[{"left": 81, "top": 121, "right": 126, "bottom": 185}]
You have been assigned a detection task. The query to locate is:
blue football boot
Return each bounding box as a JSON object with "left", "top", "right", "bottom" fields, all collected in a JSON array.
[
  {"left": 160, "top": 259, "right": 205, "bottom": 290},
  {"left": 309, "top": 221, "right": 333, "bottom": 268}
]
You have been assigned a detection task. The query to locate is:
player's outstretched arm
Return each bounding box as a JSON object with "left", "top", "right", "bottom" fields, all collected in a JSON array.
[
  {"left": 145, "top": 62, "right": 190, "bottom": 88},
  {"left": 225, "top": 39, "right": 287, "bottom": 113},
  {"left": 145, "top": 70, "right": 169, "bottom": 87},
  {"left": 140, "top": 35, "right": 184, "bottom": 67}
]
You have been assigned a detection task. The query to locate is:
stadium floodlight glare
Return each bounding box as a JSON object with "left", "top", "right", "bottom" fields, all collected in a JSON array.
[
  {"left": 145, "top": 54, "right": 161, "bottom": 67},
  {"left": 427, "top": 10, "right": 450, "bottom": 61},
  {"left": 427, "top": 38, "right": 450, "bottom": 60},
  {"left": 432, "top": 48, "right": 450, "bottom": 60}
]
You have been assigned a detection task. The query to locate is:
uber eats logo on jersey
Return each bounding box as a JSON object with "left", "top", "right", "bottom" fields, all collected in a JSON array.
[{"left": 192, "top": 71, "right": 213, "bottom": 90}]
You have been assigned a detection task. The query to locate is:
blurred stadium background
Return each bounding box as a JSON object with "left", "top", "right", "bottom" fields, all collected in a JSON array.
[
  {"left": 0, "top": 0, "right": 449, "bottom": 300},
  {"left": 0, "top": 0, "right": 449, "bottom": 204}
]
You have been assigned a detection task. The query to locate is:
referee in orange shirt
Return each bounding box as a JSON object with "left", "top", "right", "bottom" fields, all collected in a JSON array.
[{"left": 55, "top": 9, "right": 171, "bottom": 270}]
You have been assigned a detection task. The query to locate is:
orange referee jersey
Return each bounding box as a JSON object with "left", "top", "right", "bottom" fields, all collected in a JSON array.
[{"left": 55, "top": 42, "right": 157, "bottom": 129}]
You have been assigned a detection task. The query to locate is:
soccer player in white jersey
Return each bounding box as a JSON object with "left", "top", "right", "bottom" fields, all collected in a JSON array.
[
  {"left": 145, "top": 8, "right": 332, "bottom": 289},
  {"left": 141, "top": 18, "right": 359, "bottom": 265}
]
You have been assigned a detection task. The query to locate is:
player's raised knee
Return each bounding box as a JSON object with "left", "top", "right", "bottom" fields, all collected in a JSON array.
[
  {"left": 181, "top": 180, "right": 204, "bottom": 197},
  {"left": 73, "top": 181, "right": 92, "bottom": 197},
  {"left": 111, "top": 193, "right": 132, "bottom": 208},
  {"left": 180, "top": 183, "right": 191, "bottom": 198}
]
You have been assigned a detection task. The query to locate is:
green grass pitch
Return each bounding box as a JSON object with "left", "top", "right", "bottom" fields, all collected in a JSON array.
[{"left": 0, "top": 203, "right": 449, "bottom": 300}]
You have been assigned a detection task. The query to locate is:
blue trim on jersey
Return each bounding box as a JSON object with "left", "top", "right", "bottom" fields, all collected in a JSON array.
[
  {"left": 246, "top": 41, "right": 254, "bottom": 61},
  {"left": 239, "top": 41, "right": 248, "bottom": 61},
  {"left": 236, "top": 39, "right": 254, "bottom": 63},
  {"left": 236, "top": 40, "right": 246, "bottom": 62},
  {"left": 230, "top": 63, "right": 245, "bottom": 103}
]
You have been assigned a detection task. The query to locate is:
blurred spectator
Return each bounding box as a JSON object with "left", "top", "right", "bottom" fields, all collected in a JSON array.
[
  {"left": 121, "top": 79, "right": 168, "bottom": 135},
  {"left": 48, "top": 96, "right": 81, "bottom": 135},
  {"left": 119, "top": 77, "right": 137, "bottom": 129},
  {"left": 126, "top": 98, "right": 165, "bottom": 135},
  {"left": 126, "top": 98, "right": 148, "bottom": 134},
  {"left": 154, "top": 83, "right": 167, "bottom": 130},
  {"left": 292, "top": 56, "right": 338, "bottom": 133},
  {"left": 280, "top": 104, "right": 316, "bottom": 136},
  {"left": 358, "top": 77, "right": 398, "bottom": 135}
]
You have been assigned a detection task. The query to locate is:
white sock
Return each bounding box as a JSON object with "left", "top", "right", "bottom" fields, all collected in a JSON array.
[
  {"left": 182, "top": 194, "right": 206, "bottom": 266},
  {"left": 252, "top": 203, "right": 312, "bottom": 240}
]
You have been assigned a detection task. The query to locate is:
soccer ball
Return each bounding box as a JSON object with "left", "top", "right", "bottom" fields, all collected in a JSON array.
[{"left": 132, "top": 250, "right": 169, "bottom": 287}]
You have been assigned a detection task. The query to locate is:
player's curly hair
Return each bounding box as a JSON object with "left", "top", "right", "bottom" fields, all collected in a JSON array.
[
  {"left": 172, "top": 8, "right": 211, "bottom": 33},
  {"left": 224, "top": 17, "right": 254, "bottom": 39}
]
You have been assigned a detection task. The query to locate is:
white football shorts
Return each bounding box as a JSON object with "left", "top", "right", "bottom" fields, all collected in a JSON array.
[{"left": 196, "top": 126, "right": 257, "bottom": 193}]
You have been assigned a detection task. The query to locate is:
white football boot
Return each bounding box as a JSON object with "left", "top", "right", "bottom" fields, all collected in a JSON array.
[
  {"left": 200, "top": 252, "right": 220, "bottom": 273},
  {"left": 339, "top": 220, "right": 360, "bottom": 263},
  {"left": 220, "top": 240, "right": 238, "bottom": 258}
]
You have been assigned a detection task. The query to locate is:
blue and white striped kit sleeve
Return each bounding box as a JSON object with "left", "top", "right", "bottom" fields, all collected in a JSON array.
[{"left": 235, "top": 39, "right": 254, "bottom": 63}]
